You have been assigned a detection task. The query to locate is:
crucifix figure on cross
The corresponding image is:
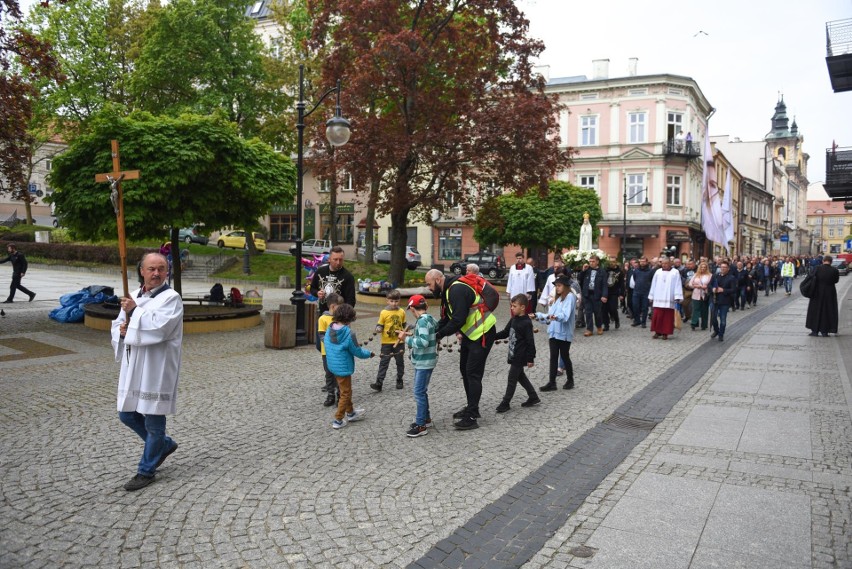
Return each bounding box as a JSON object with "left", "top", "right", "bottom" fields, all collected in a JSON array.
[{"left": 95, "top": 140, "right": 140, "bottom": 299}]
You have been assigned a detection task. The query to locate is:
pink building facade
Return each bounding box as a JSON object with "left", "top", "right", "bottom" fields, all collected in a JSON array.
[{"left": 546, "top": 60, "right": 714, "bottom": 261}]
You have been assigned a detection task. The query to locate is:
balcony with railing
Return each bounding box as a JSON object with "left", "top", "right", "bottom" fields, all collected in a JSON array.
[
  {"left": 825, "top": 146, "right": 852, "bottom": 200},
  {"left": 826, "top": 18, "right": 852, "bottom": 92},
  {"left": 664, "top": 138, "right": 701, "bottom": 159}
]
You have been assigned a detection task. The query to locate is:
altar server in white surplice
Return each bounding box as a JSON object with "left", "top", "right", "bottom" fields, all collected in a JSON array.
[
  {"left": 506, "top": 252, "right": 536, "bottom": 304},
  {"left": 111, "top": 252, "right": 184, "bottom": 492}
]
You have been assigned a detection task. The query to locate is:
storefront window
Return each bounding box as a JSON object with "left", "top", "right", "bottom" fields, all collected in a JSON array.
[
  {"left": 439, "top": 229, "right": 462, "bottom": 259},
  {"left": 269, "top": 213, "right": 297, "bottom": 241},
  {"left": 320, "top": 213, "right": 354, "bottom": 243}
]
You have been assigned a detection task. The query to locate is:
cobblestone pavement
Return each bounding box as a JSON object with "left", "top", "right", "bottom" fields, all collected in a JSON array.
[{"left": 1, "top": 266, "right": 850, "bottom": 568}]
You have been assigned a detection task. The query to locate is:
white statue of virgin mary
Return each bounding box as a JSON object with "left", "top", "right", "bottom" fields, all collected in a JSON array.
[{"left": 578, "top": 212, "right": 593, "bottom": 252}]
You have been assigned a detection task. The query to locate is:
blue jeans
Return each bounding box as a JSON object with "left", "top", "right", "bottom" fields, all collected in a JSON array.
[
  {"left": 632, "top": 292, "right": 649, "bottom": 325},
  {"left": 119, "top": 412, "right": 174, "bottom": 476},
  {"left": 784, "top": 276, "right": 793, "bottom": 293},
  {"left": 413, "top": 368, "right": 433, "bottom": 426},
  {"left": 712, "top": 304, "right": 730, "bottom": 337}
]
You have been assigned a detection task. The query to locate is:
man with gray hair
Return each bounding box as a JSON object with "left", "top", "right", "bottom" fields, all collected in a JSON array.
[
  {"left": 466, "top": 263, "right": 480, "bottom": 275},
  {"left": 112, "top": 252, "right": 184, "bottom": 491}
]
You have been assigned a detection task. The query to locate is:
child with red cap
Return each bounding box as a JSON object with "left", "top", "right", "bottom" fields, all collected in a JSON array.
[{"left": 397, "top": 294, "right": 438, "bottom": 437}]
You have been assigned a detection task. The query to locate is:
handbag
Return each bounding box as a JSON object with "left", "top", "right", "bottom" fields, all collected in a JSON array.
[{"left": 799, "top": 273, "right": 815, "bottom": 298}]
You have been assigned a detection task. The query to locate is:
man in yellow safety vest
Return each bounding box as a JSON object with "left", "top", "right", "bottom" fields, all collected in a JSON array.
[{"left": 425, "top": 268, "right": 497, "bottom": 430}]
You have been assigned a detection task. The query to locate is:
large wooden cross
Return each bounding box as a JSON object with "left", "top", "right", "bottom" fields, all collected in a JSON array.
[{"left": 95, "top": 140, "right": 139, "bottom": 299}]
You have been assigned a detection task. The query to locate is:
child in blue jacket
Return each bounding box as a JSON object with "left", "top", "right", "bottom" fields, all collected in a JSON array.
[{"left": 324, "top": 303, "right": 375, "bottom": 429}]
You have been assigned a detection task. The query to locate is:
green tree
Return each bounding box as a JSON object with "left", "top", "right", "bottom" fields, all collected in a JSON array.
[
  {"left": 306, "top": 0, "right": 572, "bottom": 284},
  {"left": 130, "top": 0, "right": 283, "bottom": 140},
  {"left": 25, "top": 0, "right": 147, "bottom": 123},
  {"left": 48, "top": 110, "right": 296, "bottom": 291},
  {"left": 475, "top": 181, "right": 602, "bottom": 252}
]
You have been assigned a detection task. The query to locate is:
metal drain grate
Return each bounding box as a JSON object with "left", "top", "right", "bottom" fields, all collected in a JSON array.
[{"left": 603, "top": 413, "right": 660, "bottom": 430}]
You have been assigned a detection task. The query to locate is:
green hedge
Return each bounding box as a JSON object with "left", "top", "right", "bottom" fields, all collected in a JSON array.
[{"left": 0, "top": 239, "right": 155, "bottom": 265}]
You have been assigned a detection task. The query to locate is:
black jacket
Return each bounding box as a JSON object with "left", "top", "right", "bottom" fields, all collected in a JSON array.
[
  {"left": 311, "top": 264, "right": 356, "bottom": 312},
  {"left": 0, "top": 250, "right": 27, "bottom": 276},
  {"left": 494, "top": 314, "right": 536, "bottom": 365},
  {"left": 711, "top": 272, "right": 738, "bottom": 306},
  {"left": 631, "top": 266, "right": 654, "bottom": 296},
  {"left": 579, "top": 267, "right": 609, "bottom": 301}
]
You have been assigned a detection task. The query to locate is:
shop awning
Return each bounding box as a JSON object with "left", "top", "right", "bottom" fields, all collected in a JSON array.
[{"left": 606, "top": 225, "right": 659, "bottom": 238}]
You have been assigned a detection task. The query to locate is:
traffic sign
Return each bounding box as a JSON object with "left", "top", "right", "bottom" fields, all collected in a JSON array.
[{"left": 780, "top": 234, "right": 789, "bottom": 242}]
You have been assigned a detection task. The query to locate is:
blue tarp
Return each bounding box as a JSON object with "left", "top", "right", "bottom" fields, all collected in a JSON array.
[{"left": 49, "top": 285, "right": 118, "bottom": 323}]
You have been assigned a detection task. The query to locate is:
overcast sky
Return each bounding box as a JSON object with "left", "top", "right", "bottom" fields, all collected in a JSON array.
[{"left": 517, "top": 0, "right": 852, "bottom": 193}]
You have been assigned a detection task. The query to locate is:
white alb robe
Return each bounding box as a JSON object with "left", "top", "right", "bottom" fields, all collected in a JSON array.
[
  {"left": 647, "top": 269, "right": 684, "bottom": 309},
  {"left": 506, "top": 264, "right": 535, "bottom": 298},
  {"left": 112, "top": 286, "right": 184, "bottom": 415}
]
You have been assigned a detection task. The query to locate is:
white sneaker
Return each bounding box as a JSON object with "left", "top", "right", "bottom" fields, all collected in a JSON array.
[
  {"left": 346, "top": 408, "right": 366, "bottom": 422},
  {"left": 331, "top": 419, "right": 347, "bottom": 429}
]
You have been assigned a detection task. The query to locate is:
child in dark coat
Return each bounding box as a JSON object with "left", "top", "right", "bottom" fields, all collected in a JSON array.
[{"left": 493, "top": 294, "right": 540, "bottom": 413}]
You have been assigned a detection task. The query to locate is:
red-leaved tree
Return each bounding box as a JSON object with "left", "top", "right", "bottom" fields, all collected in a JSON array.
[
  {"left": 305, "top": 0, "right": 572, "bottom": 283},
  {"left": 0, "top": 0, "right": 62, "bottom": 216}
]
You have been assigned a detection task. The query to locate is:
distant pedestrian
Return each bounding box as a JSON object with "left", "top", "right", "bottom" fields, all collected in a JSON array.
[
  {"left": 493, "top": 294, "right": 540, "bottom": 413},
  {"left": 506, "top": 252, "right": 535, "bottom": 313},
  {"left": 324, "top": 303, "right": 374, "bottom": 429},
  {"left": 371, "top": 289, "right": 407, "bottom": 391},
  {"left": 112, "top": 253, "right": 182, "bottom": 491},
  {"left": 780, "top": 256, "right": 796, "bottom": 295},
  {"left": 805, "top": 256, "right": 839, "bottom": 337},
  {"left": 398, "top": 294, "right": 438, "bottom": 438},
  {"left": 579, "top": 254, "right": 608, "bottom": 336},
  {"left": 688, "top": 261, "right": 712, "bottom": 331},
  {"left": 1, "top": 243, "right": 36, "bottom": 303},
  {"left": 630, "top": 257, "right": 653, "bottom": 328}
]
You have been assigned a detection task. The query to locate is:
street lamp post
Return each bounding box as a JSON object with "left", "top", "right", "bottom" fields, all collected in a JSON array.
[
  {"left": 292, "top": 64, "right": 351, "bottom": 346},
  {"left": 621, "top": 177, "right": 652, "bottom": 261}
]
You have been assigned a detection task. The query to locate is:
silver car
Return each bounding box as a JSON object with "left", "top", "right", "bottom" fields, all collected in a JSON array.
[{"left": 374, "top": 244, "right": 422, "bottom": 269}]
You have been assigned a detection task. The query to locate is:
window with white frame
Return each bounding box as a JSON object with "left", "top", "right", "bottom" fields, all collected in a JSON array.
[
  {"left": 342, "top": 173, "right": 354, "bottom": 192},
  {"left": 829, "top": 228, "right": 835, "bottom": 237},
  {"left": 580, "top": 115, "right": 597, "bottom": 146},
  {"left": 626, "top": 174, "right": 645, "bottom": 204},
  {"left": 578, "top": 175, "right": 596, "bottom": 191},
  {"left": 752, "top": 200, "right": 759, "bottom": 219},
  {"left": 628, "top": 112, "right": 647, "bottom": 143},
  {"left": 666, "top": 175, "right": 681, "bottom": 205},
  {"left": 45, "top": 159, "right": 52, "bottom": 171}
]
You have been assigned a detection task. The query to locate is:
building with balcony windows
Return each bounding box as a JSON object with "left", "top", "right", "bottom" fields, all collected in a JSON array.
[
  {"left": 540, "top": 59, "right": 713, "bottom": 260},
  {"left": 807, "top": 200, "right": 852, "bottom": 255}
]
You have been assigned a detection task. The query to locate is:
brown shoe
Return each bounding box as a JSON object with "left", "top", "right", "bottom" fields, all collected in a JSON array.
[
  {"left": 652, "top": 333, "right": 661, "bottom": 339},
  {"left": 597, "top": 328, "right": 603, "bottom": 335},
  {"left": 661, "top": 335, "right": 668, "bottom": 340},
  {"left": 583, "top": 331, "right": 593, "bottom": 337}
]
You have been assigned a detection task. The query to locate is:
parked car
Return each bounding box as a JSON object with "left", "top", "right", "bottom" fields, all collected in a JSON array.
[
  {"left": 217, "top": 230, "right": 266, "bottom": 252},
  {"left": 373, "top": 244, "right": 422, "bottom": 270},
  {"left": 289, "top": 238, "right": 332, "bottom": 257},
  {"left": 831, "top": 259, "right": 849, "bottom": 276},
  {"left": 449, "top": 252, "right": 506, "bottom": 279},
  {"left": 178, "top": 226, "right": 209, "bottom": 245}
]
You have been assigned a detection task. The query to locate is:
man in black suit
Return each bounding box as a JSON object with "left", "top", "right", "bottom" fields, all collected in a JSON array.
[{"left": 579, "top": 254, "right": 608, "bottom": 336}]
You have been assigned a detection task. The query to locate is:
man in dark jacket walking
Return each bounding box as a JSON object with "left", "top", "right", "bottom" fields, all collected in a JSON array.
[
  {"left": 710, "top": 261, "right": 737, "bottom": 342},
  {"left": 1, "top": 243, "right": 35, "bottom": 303},
  {"left": 311, "top": 246, "right": 356, "bottom": 313},
  {"left": 630, "top": 257, "right": 653, "bottom": 328}
]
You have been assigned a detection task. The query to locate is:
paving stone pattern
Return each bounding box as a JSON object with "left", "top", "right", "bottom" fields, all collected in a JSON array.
[{"left": 0, "top": 267, "right": 850, "bottom": 568}]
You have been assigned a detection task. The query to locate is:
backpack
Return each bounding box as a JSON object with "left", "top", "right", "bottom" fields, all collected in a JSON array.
[
  {"left": 229, "top": 287, "right": 243, "bottom": 307},
  {"left": 209, "top": 283, "right": 225, "bottom": 303},
  {"left": 455, "top": 273, "right": 500, "bottom": 314},
  {"left": 799, "top": 273, "right": 815, "bottom": 299}
]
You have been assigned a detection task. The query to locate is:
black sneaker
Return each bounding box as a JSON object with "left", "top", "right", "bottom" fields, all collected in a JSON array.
[
  {"left": 710, "top": 331, "right": 718, "bottom": 338},
  {"left": 410, "top": 419, "right": 433, "bottom": 429},
  {"left": 453, "top": 416, "right": 479, "bottom": 430},
  {"left": 396, "top": 380, "right": 404, "bottom": 390},
  {"left": 370, "top": 382, "right": 382, "bottom": 392},
  {"left": 28, "top": 293, "right": 35, "bottom": 302},
  {"left": 630, "top": 322, "right": 640, "bottom": 327},
  {"left": 155, "top": 442, "right": 178, "bottom": 469},
  {"left": 406, "top": 424, "right": 429, "bottom": 438},
  {"left": 452, "top": 407, "right": 480, "bottom": 419},
  {"left": 124, "top": 473, "right": 155, "bottom": 491},
  {"left": 495, "top": 402, "right": 510, "bottom": 413},
  {"left": 540, "top": 383, "right": 557, "bottom": 392},
  {"left": 521, "top": 397, "right": 541, "bottom": 407},
  {"left": 323, "top": 394, "right": 336, "bottom": 407},
  {"left": 563, "top": 380, "right": 574, "bottom": 390}
]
